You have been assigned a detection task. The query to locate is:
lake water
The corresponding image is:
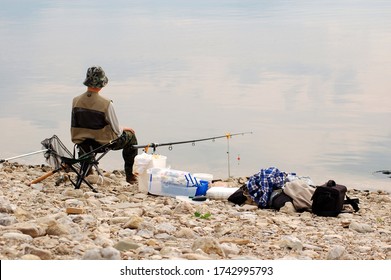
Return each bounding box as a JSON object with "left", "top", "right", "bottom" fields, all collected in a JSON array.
[{"left": 1, "top": 0, "right": 391, "bottom": 191}]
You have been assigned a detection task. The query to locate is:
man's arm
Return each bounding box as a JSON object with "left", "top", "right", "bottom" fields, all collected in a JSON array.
[{"left": 106, "top": 101, "right": 123, "bottom": 137}]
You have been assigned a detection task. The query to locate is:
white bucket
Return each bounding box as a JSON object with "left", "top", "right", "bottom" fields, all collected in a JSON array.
[
  {"left": 134, "top": 153, "right": 167, "bottom": 193},
  {"left": 147, "top": 167, "right": 163, "bottom": 195}
]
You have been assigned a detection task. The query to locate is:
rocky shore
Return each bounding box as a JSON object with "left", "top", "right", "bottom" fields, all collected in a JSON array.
[{"left": 0, "top": 162, "right": 390, "bottom": 260}]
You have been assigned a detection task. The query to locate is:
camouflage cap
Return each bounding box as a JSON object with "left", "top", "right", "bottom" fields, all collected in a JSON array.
[{"left": 83, "top": 66, "right": 109, "bottom": 88}]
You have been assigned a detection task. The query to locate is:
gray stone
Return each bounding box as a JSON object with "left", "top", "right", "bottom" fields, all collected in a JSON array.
[
  {"left": 82, "top": 247, "right": 121, "bottom": 260},
  {"left": 62, "top": 188, "right": 84, "bottom": 198},
  {"left": 101, "top": 247, "right": 121, "bottom": 260},
  {"left": 327, "top": 245, "right": 346, "bottom": 260},
  {"left": 64, "top": 199, "right": 84, "bottom": 208},
  {"left": 3, "top": 232, "right": 33, "bottom": 242},
  {"left": 82, "top": 248, "right": 104, "bottom": 260},
  {"left": 156, "top": 222, "right": 176, "bottom": 234},
  {"left": 0, "top": 196, "right": 16, "bottom": 213},
  {"left": 0, "top": 214, "right": 17, "bottom": 226},
  {"left": 220, "top": 242, "right": 241, "bottom": 256},
  {"left": 137, "top": 229, "right": 154, "bottom": 239},
  {"left": 278, "top": 236, "right": 303, "bottom": 251},
  {"left": 176, "top": 228, "right": 196, "bottom": 239},
  {"left": 113, "top": 240, "right": 141, "bottom": 251},
  {"left": 349, "top": 221, "right": 373, "bottom": 233},
  {"left": 155, "top": 233, "right": 172, "bottom": 240},
  {"left": 159, "top": 246, "right": 182, "bottom": 257},
  {"left": 135, "top": 246, "right": 157, "bottom": 257}
]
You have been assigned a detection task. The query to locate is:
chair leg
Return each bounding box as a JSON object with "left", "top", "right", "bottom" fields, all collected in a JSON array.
[
  {"left": 75, "top": 161, "right": 91, "bottom": 189},
  {"left": 61, "top": 146, "right": 112, "bottom": 193},
  {"left": 67, "top": 162, "right": 98, "bottom": 193}
]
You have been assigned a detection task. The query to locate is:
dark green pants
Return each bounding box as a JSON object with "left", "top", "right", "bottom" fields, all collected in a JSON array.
[{"left": 111, "top": 131, "right": 138, "bottom": 178}]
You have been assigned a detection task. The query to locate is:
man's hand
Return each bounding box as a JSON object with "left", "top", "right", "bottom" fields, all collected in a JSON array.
[{"left": 123, "top": 127, "right": 135, "bottom": 134}]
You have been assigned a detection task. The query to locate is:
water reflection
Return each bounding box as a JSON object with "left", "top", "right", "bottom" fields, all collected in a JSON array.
[{"left": 1, "top": 0, "right": 391, "bottom": 191}]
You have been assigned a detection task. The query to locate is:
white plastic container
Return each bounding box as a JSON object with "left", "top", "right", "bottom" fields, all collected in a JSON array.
[
  {"left": 161, "top": 182, "right": 198, "bottom": 197},
  {"left": 160, "top": 169, "right": 189, "bottom": 185},
  {"left": 206, "top": 187, "right": 239, "bottom": 200},
  {"left": 147, "top": 168, "right": 201, "bottom": 197},
  {"left": 133, "top": 153, "right": 167, "bottom": 193},
  {"left": 148, "top": 167, "right": 163, "bottom": 195}
]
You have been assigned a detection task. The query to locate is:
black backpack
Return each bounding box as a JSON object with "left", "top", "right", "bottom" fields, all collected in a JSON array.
[
  {"left": 311, "top": 180, "right": 359, "bottom": 217},
  {"left": 271, "top": 190, "right": 293, "bottom": 210},
  {"left": 227, "top": 184, "right": 248, "bottom": 206}
]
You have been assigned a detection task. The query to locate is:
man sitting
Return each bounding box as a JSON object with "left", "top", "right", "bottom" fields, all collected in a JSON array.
[{"left": 71, "top": 66, "right": 138, "bottom": 184}]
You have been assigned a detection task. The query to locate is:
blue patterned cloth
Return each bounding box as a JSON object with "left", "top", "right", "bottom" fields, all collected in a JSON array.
[{"left": 247, "top": 167, "right": 286, "bottom": 208}]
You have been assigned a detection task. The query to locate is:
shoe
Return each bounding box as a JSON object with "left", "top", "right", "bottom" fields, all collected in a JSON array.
[{"left": 126, "top": 174, "right": 138, "bottom": 184}]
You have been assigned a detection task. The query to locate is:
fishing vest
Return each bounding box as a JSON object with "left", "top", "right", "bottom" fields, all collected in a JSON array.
[{"left": 71, "top": 91, "right": 118, "bottom": 145}]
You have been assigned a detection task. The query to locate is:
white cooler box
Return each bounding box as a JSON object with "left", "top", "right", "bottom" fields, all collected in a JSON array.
[
  {"left": 161, "top": 182, "right": 198, "bottom": 197},
  {"left": 148, "top": 168, "right": 205, "bottom": 197}
]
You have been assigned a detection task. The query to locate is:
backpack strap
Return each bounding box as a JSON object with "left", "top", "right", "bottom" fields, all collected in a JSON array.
[{"left": 344, "top": 195, "right": 360, "bottom": 212}]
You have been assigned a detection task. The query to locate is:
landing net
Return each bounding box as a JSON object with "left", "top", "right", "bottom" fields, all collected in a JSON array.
[{"left": 41, "top": 135, "right": 75, "bottom": 170}]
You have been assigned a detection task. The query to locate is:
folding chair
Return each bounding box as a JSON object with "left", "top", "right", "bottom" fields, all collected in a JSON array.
[
  {"left": 30, "top": 135, "right": 119, "bottom": 192},
  {"left": 64, "top": 139, "right": 116, "bottom": 192},
  {"left": 76, "top": 138, "right": 111, "bottom": 179}
]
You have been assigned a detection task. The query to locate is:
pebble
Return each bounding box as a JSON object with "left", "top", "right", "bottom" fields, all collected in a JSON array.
[
  {"left": 278, "top": 235, "right": 303, "bottom": 251},
  {"left": 349, "top": 221, "right": 373, "bottom": 233},
  {"left": 113, "top": 240, "right": 138, "bottom": 251},
  {"left": 327, "top": 245, "right": 346, "bottom": 260},
  {"left": 0, "top": 162, "right": 390, "bottom": 260}
]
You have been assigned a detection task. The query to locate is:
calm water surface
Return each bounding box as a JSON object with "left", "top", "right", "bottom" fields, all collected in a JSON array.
[{"left": 1, "top": 0, "right": 391, "bottom": 191}]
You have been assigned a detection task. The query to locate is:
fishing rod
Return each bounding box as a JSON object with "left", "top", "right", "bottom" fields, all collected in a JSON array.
[
  {"left": 134, "top": 131, "right": 253, "bottom": 178},
  {"left": 0, "top": 149, "right": 48, "bottom": 164},
  {"left": 133, "top": 131, "right": 253, "bottom": 152}
]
